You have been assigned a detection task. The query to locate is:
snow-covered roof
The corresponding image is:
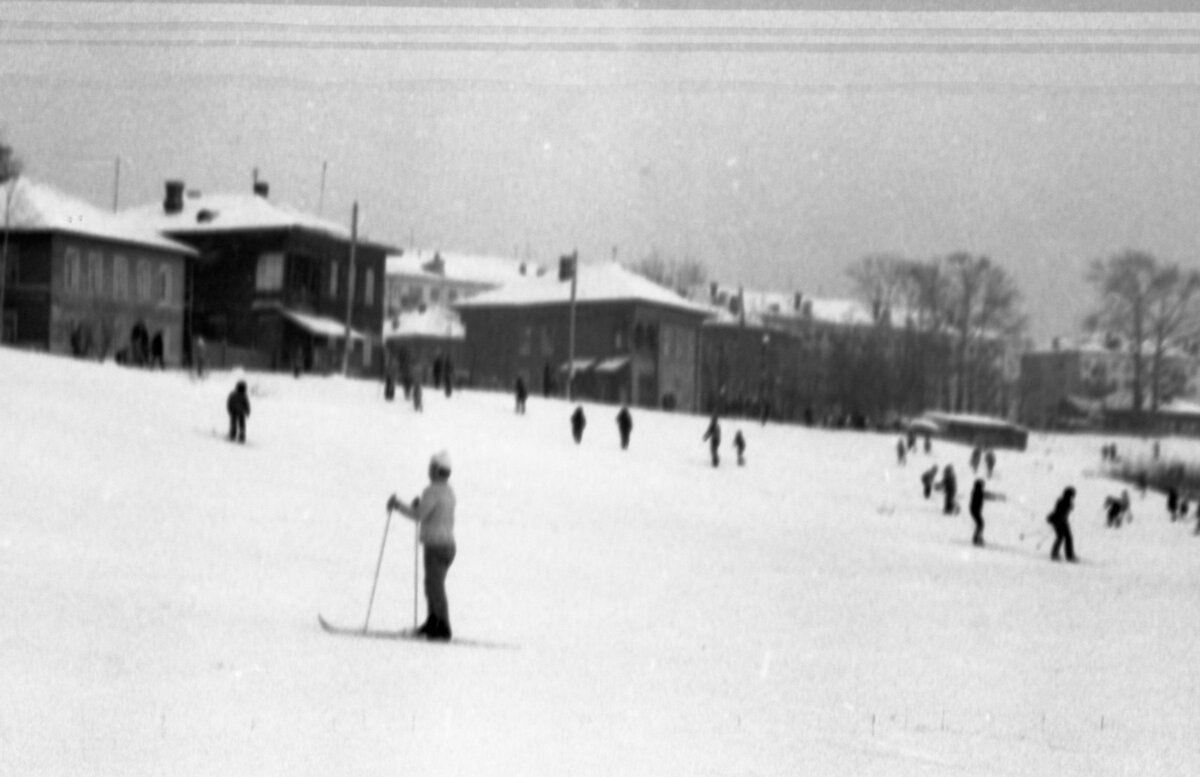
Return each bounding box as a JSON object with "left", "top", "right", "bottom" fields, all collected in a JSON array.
[
  {"left": 118, "top": 189, "right": 356, "bottom": 241},
  {"left": 700, "top": 282, "right": 879, "bottom": 327},
  {"left": 922, "top": 411, "right": 1026, "bottom": 431},
  {"left": 386, "top": 249, "right": 543, "bottom": 286},
  {"left": 383, "top": 305, "right": 465, "bottom": 340},
  {"left": 455, "top": 262, "right": 713, "bottom": 316},
  {"left": 0, "top": 178, "right": 196, "bottom": 255},
  {"left": 277, "top": 308, "right": 366, "bottom": 341}
]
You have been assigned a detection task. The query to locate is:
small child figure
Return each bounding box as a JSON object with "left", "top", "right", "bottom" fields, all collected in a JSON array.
[{"left": 226, "top": 380, "right": 250, "bottom": 443}]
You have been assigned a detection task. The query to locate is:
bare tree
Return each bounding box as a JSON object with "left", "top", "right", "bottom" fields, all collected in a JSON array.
[
  {"left": 847, "top": 252, "right": 908, "bottom": 325},
  {"left": 1, "top": 137, "right": 23, "bottom": 342},
  {"left": 1145, "top": 263, "right": 1200, "bottom": 410},
  {"left": 1085, "top": 250, "right": 1161, "bottom": 413},
  {"left": 944, "top": 252, "right": 1025, "bottom": 412}
]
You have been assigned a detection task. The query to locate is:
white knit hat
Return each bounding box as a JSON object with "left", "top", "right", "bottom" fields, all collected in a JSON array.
[{"left": 431, "top": 450, "right": 452, "bottom": 471}]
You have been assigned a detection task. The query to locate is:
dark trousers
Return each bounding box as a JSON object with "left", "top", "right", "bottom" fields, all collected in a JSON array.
[
  {"left": 228, "top": 413, "right": 246, "bottom": 443},
  {"left": 620, "top": 430, "right": 630, "bottom": 449},
  {"left": 1050, "top": 523, "right": 1075, "bottom": 561},
  {"left": 970, "top": 508, "right": 984, "bottom": 545},
  {"left": 424, "top": 544, "right": 456, "bottom": 625},
  {"left": 710, "top": 444, "right": 719, "bottom": 467}
]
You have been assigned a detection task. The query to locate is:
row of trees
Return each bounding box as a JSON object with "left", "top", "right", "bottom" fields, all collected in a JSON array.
[
  {"left": 845, "top": 251, "right": 1026, "bottom": 416},
  {"left": 1, "top": 136, "right": 22, "bottom": 342}
]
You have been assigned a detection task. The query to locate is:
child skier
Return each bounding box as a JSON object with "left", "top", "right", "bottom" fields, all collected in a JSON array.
[
  {"left": 1047, "top": 486, "right": 1077, "bottom": 563},
  {"left": 226, "top": 381, "right": 250, "bottom": 444},
  {"left": 968, "top": 478, "right": 1003, "bottom": 546},
  {"left": 920, "top": 465, "right": 938, "bottom": 499},
  {"left": 387, "top": 451, "right": 457, "bottom": 641}
]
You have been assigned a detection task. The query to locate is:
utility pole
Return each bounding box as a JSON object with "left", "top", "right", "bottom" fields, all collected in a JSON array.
[
  {"left": 341, "top": 201, "right": 359, "bottom": 376},
  {"left": 565, "top": 250, "right": 578, "bottom": 400},
  {"left": 318, "top": 161, "right": 327, "bottom": 216},
  {"left": 112, "top": 156, "right": 121, "bottom": 212}
]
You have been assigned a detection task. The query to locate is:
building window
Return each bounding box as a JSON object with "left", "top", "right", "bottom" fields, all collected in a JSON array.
[
  {"left": 329, "top": 261, "right": 339, "bottom": 297},
  {"left": 157, "top": 265, "right": 172, "bottom": 304},
  {"left": 363, "top": 267, "right": 375, "bottom": 306},
  {"left": 113, "top": 255, "right": 129, "bottom": 300},
  {"left": 87, "top": 251, "right": 104, "bottom": 297},
  {"left": 256, "top": 252, "right": 284, "bottom": 291},
  {"left": 136, "top": 260, "right": 152, "bottom": 301},
  {"left": 614, "top": 326, "right": 626, "bottom": 351},
  {"left": 64, "top": 246, "right": 82, "bottom": 294}
]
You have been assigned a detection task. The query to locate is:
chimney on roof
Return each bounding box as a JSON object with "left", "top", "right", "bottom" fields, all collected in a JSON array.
[
  {"left": 793, "top": 291, "right": 803, "bottom": 311},
  {"left": 253, "top": 181, "right": 269, "bottom": 198},
  {"left": 163, "top": 180, "right": 185, "bottom": 214}
]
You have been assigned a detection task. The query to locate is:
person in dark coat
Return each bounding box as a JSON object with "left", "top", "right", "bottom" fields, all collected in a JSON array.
[
  {"left": 921, "top": 465, "right": 938, "bottom": 499},
  {"left": 940, "top": 464, "right": 958, "bottom": 515},
  {"left": 443, "top": 358, "right": 454, "bottom": 397},
  {"left": 1167, "top": 487, "right": 1180, "bottom": 521},
  {"left": 702, "top": 414, "right": 721, "bottom": 467},
  {"left": 150, "top": 332, "right": 164, "bottom": 369},
  {"left": 412, "top": 380, "right": 423, "bottom": 412},
  {"left": 734, "top": 430, "right": 746, "bottom": 466},
  {"left": 226, "top": 380, "right": 251, "bottom": 443},
  {"left": 896, "top": 438, "right": 907, "bottom": 465},
  {"left": 616, "top": 406, "right": 632, "bottom": 449},
  {"left": 1047, "top": 486, "right": 1077, "bottom": 562},
  {"left": 968, "top": 478, "right": 1003, "bottom": 546},
  {"left": 570, "top": 406, "right": 586, "bottom": 444},
  {"left": 515, "top": 377, "right": 528, "bottom": 414}
]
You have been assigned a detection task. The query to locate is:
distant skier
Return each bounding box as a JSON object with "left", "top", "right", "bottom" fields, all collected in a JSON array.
[
  {"left": 616, "top": 406, "right": 633, "bottom": 449},
  {"left": 150, "top": 331, "right": 164, "bottom": 369},
  {"left": 1167, "top": 487, "right": 1180, "bottom": 521},
  {"left": 1105, "top": 490, "right": 1131, "bottom": 528},
  {"left": 443, "top": 357, "right": 454, "bottom": 398},
  {"left": 571, "top": 406, "right": 587, "bottom": 444},
  {"left": 984, "top": 448, "right": 997, "bottom": 478},
  {"left": 906, "top": 430, "right": 916, "bottom": 451},
  {"left": 969, "top": 446, "right": 982, "bottom": 474},
  {"left": 734, "top": 430, "right": 746, "bottom": 466},
  {"left": 515, "top": 377, "right": 528, "bottom": 415},
  {"left": 387, "top": 450, "right": 457, "bottom": 641},
  {"left": 702, "top": 414, "right": 721, "bottom": 467},
  {"left": 896, "top": 438, "right": 907, "bottom": 465},
  {"left": 1046, "top": 486, "right": 1077, "bottom": 562},
  {"left": 226, "top": 380, "right": 250, "bottom": 444},
  {"left": 968, "top": 478, "right": 1003, "bottom": 546},
  {"left": 923, "top": 434, "right": 932, "bottom": 454},
  {"left": 412, "top": 381, "right": 423, "bottom": 413},
  {"left": 920, "top": 465, "right": 938, "bottom": 499},
  {"left": 939, "top": 464, "right": 958, "bottom": 515}
]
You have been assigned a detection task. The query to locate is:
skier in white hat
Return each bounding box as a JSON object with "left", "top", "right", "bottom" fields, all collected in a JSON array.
[{"left": 388, "top": 450, "right": 457, "bottom": 640}]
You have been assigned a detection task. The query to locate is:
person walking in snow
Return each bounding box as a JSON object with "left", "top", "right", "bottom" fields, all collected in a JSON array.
[
  {"left": 412, "top": 380, "right": 423, "bottom": 413},
  {"left": 921, "top": 465, "right": 938, "bottom": 499},
  {"left": 616, "top": 406, "right": 633, "bottom": 449},
  {"left": 515, "top": 377, "right": 528, "bottom": 415},
  {"left": 984, "top": 448, "right": 997, "bottom": 478},
  {"left": 443, "top": 357, "right": 454, "bottom": 398},
  {"left": 939, "top": 464, "right": 958, "bottom": 515},
  {"left": 1047, "top": 486, "right": 1077, "bottom": 563},
  {"left": 896, "top": 438, "right": 907, "bottom": 465},
  {"left": 387, "top": 451, "right": 457, "bottom": 641},
  {"left": 702, "top": 414, "right": 721, "bottom": 467},
  {"left": 226, "top": 380, "right": 250, "bottom": 444},
  {"left": 734, "top": 430, "right": 746, "bottom": 466},
  {"left": 1167, "top": 486, "right": 1181, "bottom": 521},
  {"left": 969, "top": 445, "right": 983, "bottom": 474},
  {"left": 968, "top": 478, "right": 1002, "bottom": 546},
  {"left": 571, "top": 406, "right": 587, "bottom": 444},
  {"left": 1105, "top": 490, "right": 1132, "bottom": 528}
]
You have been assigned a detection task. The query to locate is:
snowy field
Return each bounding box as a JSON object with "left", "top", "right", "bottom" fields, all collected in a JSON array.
[{"left": 2, "top": 346, "right": 1198, "bottom": 776}]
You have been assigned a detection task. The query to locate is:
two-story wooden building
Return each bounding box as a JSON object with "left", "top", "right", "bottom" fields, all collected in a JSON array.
[
  {"left": 456, "top": 261, "right": 712, "bottom": 409},
  {"left": 1, "top": 177, "right": 196, "bottom": 362},
  {"left": 119, "top": 181, "right": 394, "bottom": 375}
]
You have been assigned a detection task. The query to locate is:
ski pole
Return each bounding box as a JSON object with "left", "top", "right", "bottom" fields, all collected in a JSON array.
[
  {"left": 413, "top": 517, "right": 420, "bottom": 630},
  {"left": 364, "top": 507, "right": 393, "bottom": 633}
]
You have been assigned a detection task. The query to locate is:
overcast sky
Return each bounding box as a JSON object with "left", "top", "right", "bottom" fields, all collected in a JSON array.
[{"left": 6, "top": 2, "right": 1200, "bottom": 340}]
